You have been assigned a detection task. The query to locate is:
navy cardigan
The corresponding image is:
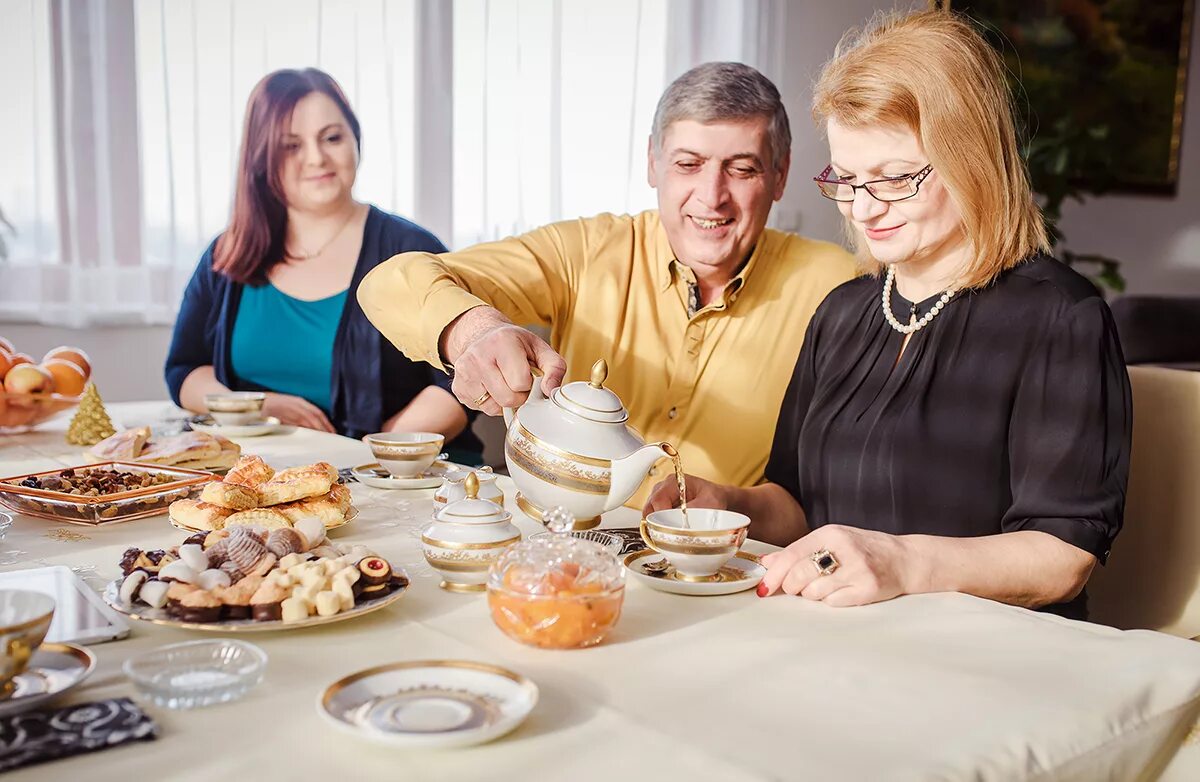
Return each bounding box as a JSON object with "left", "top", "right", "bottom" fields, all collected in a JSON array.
[{"left": 164, "top": 206, "right": 481, "bottom": 453}]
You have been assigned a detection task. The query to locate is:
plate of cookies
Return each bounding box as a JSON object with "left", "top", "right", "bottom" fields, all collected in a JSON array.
[
  {"left": 168, "top": 456, "right": 357, "bottom": 534},
  {"left": 103, "top": 519, "right": 408, "bottom": 632}
]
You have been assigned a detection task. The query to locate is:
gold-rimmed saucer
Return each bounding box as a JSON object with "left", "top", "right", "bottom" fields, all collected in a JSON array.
[
  {"left": 624, "top": 549, "right": 765, "bottom": 596},
  {"left": 188, "top": 415, "right": 287, "bottom": 438},
  {"left": 102, "top": 574, "right": 405, "bottom": 633},
  {"left": 318, "top": 660, "right": 537, "bottom": 748},
  {"left": 169, "top": 504, "right": 359, "bottom": 534},
  {"left": 351, "top": 462, "right": 452, "bottom": 490},
  {"left": 0, "top": 643, "right": 96, "bottom": 717}
]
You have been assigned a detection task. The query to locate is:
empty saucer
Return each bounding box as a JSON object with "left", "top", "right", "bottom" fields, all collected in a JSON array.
[
  {"left": 624, "top": 549, "right": 766, "bottom": 596},
  {"left": 351, "top": 462, "right": 452, "bottom": 490},
  {"left": 0, "top": 643, "right": 97, "bottom": 717},
  {"left": 189, "top": 416, "right": 285, "bottom": 438},
  {"left": 319, "top": 660, "right": 537, "bottom": 748}
]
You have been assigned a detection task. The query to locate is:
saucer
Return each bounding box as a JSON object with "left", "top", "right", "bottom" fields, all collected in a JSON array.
[
  {"left": 0, "top": 643, "right": 97, "bottom": 717},
  {"left": 189, "top": 416, "right": 285, "bottom": 438},
  {"left": 351, "top": 461, "right": 452, "bottom": 490},
  {"left": 318, "top": 660, "right": 537, "bottom": 748},
  {"left": 623, "top": 550, "right": 766, "bottom": 596}
]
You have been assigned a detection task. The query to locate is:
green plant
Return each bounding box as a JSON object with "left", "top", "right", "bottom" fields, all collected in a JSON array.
[{"left": 1024, "top": 118, "right": 1127, "bottom": 294}]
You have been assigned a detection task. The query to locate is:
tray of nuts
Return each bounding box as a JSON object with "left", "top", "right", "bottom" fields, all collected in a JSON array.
[{"left": 0, "top": 461, "right": 212, "bottom": 525}]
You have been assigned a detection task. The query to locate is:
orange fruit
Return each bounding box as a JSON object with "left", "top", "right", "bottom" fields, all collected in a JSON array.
[
  {"left": 9, "top": 353, "right": 33, "bottom": 368},
  {"left": 42, "top": 346, "right": 91, "bottom": 379},
  {"left": 0, "top": 349, "right": 12, "bottom": 382},
  {"left": 0, "top": 337, "right": 13, "bottom": 354},
  {"left": 42, "top": 360, "right": 87, "bottom": 397}
]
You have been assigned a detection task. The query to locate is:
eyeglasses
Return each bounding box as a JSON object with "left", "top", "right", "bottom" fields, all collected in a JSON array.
[{"left": 813, "top": 164, "right": 934, "bottom": 202}]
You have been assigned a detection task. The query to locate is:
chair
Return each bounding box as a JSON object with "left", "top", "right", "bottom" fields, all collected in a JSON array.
[
  {"left": 1110, "top": 296, "right": 1200, "bottom": 369},
  {"left": 1087, "top": 366, "right": 1200, "bottom": 638}
]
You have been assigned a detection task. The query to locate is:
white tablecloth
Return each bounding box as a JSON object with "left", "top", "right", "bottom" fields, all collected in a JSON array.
[{"left": 2, "top": 402, "right": 1200, "bottom": 781}]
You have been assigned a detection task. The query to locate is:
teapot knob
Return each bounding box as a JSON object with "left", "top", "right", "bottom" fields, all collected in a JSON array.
[
  {"left": 589, "top": 359, "right": 609, "bottom": 388},
  {"left": 464, "top": 471, "right": 480, "bottom": 499}
]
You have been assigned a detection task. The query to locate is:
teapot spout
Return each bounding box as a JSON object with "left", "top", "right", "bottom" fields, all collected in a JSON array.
[{"left": 607, "top": 442, "right": 671, "bottom": 509}]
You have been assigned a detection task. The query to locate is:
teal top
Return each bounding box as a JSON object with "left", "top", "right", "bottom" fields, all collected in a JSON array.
[{"left": 229, "top": 283, "right": 349, "bottom": 415}]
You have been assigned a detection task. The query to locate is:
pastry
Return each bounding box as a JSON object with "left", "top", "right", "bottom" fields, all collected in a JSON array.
[
  {"left": 226, "top": 529, "right": 269, "bottom": 573},
  {"left": 87, "top": 426, "right": 151, "bottom": 460},
  {"left": 294, "top": 516, "right": 326, "bottom": 549},
  {"left": 169, "top": 499, "right": 234, "bottom": 531},
  {"left": 182, "top": 531, "right": 209, "bottom": 548},
  {"left": 219, "top": 560, "right": 245, "bottom": 582},
  {"left": 275, "top": 489, "right": 347, "bottom": 528},
  {"left": 225, "top": 455, "right": 275, "bottom": 488},
  {"left": 250, "top": 582, "right": 287, "bottom": 621},
  {"left": 358, "top": 557, "right": 392, "bottom": 587},
  {"left": 199, "top": 480, "right": 259, "bottom": 510},
  {"left": 178, "top": 589, "right": 222, "bottom": 623},
  {"left": 118, "top": 547, "right": 175, "bottom": 576},
  {"left": 257, "top": 463, "right": 337, "bottom": 506},
  {"left": 175, "top": 446, "right": 239, "bottom": 471},
  {"left": 159, "top": 559, "right": 198, "bottom": 584},
  {"left": 138, "top": 431, "right": 222, "bottom": 466},
  {"left": 165, "top": 582, "right": 198, "bottom": 608},
  {"left": 248, "top": 552, "right": 278, "bottom": 578},
  {"left": 196, "top": 568, "right": 232, "bottom": 591},
  {"left": 266, "top": 528, "right": 306, "bottom": 558},
  {"left": 223, "top": 508, "right": 292, "bottom": 531},
  {"left": 218, "top": 574, "right": 263, "bottom": 619}
]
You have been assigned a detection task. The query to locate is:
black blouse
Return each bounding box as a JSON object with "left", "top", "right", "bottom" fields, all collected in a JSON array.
[{"left": 764, "top": 256, "right": 1132, "bottom": 619}]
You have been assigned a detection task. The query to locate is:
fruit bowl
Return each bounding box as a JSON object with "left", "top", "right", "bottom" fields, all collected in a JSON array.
[{"left": 0, "top": 390, "right": 82, "bottom": 432}]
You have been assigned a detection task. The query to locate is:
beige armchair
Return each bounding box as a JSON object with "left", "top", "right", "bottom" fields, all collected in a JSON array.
[{"left": 1087, "top": 366, "right": 1200, "bottom": 639}]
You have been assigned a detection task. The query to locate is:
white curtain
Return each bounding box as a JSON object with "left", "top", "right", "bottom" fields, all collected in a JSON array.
[{"left": 0, "top": 0, "right": 781, "bottom": 326}]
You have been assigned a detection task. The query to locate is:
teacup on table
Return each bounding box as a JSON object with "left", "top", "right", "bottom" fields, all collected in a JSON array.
[
  {"left": 640, "top": 508, "right": 751, "bottom": 581},
  {"left": 204, "top": 392, "right": 266, "bottom": 426},
  {"left": 365, "top": 432, "right": 445, "bottom": 478},
  {"left": 0, "top": 590, "right": 55, "bottom": 699}
]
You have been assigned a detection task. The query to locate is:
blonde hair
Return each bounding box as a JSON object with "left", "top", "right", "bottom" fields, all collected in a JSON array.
[{"left": 812, "top": 9, "right": 1048, "bottom": 289}]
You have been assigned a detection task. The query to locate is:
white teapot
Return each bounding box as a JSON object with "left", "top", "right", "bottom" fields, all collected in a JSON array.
[
  {"left": 503, "top": 359, "right": 673, "bottom": 529},
  {"left": 420, "top": 473, "right": 522, "bottom": 592}
]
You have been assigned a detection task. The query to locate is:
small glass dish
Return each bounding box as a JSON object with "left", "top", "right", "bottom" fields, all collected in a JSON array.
[
  {"left": 123, "top": 639, "right": 267, "bottom": 709},
  {"left": 0, "top": 511, "right": 11, "bottom": 542},
  {"left": 529, "top": 529, "right": 622, "bottom": 557}
]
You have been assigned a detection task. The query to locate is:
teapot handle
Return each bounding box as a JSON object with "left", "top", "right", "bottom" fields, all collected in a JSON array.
[{"left": 502, "top": 365, "right": 546, "bottom": 426}]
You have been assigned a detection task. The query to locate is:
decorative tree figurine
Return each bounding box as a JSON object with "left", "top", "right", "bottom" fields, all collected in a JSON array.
[{"left": 66, "top": 382, "right": 116, "bottom": 445}]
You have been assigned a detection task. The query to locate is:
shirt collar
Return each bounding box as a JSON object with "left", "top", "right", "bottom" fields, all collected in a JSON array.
[{"left": 654, "top": 216, "right": 764, "bottom": 305}]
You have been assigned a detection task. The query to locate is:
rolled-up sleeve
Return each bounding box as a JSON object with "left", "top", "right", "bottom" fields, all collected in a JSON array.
[{"left": 1001, "top": 298, "right": 1132, "bottom": 562}]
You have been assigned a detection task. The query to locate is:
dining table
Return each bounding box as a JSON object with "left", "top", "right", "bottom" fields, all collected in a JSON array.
[{"left": 3, "top": 400, "right": 1200, "bottom": 781}]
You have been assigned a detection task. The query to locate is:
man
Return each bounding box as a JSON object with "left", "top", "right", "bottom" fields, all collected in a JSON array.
[{"left": 359, "top": 62, "right": 855, "bottom": 507}]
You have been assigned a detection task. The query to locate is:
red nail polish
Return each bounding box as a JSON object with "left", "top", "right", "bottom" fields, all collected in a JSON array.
[{"left": 756, "top": 583, "right": 769, "bottom": 598}]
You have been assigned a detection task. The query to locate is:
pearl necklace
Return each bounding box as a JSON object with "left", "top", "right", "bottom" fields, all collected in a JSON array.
[{"left": 881, "top": 265, "right": 956, "bottom": 335}]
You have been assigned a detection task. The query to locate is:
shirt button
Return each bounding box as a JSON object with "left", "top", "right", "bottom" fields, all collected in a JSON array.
[{"left": 667, "top": 407, "right": 678, "bottom": 419}]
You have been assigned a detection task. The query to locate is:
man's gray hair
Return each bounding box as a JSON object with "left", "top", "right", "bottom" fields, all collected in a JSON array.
[{"left": 651, "top": 62, "right": 791, "bottom": 170}]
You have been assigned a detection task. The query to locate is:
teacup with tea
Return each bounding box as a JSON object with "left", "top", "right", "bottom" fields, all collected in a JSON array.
[
  {"left": 640, "top": 508, "right": 751, "bottom": 580},
  {"left": 0, "top": 590, "right": 55, "bottom": 699}
]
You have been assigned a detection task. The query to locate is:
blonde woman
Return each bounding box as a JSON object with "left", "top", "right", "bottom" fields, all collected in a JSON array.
[{"left": 644, "top": 10, "right": 1131, "bottom": 620}]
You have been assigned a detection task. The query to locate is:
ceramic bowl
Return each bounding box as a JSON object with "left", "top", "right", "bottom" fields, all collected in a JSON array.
[{"left": 0, "top": 590, "right": 56, "bottom": 697}]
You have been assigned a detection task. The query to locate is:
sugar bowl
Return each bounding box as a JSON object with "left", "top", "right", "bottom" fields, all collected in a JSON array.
[
  {"left": 432, "top": 466, "right": 504, "bottom": 513},
  {"left": 421, "top": 473, "right": 522, "bottom": 593}
]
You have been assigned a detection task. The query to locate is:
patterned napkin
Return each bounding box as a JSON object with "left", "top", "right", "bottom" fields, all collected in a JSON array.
[{"left": 0, "top": 698, "right": 157, "bottom": 772}]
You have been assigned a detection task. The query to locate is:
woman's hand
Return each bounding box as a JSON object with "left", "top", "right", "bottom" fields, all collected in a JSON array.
[
  {"left": 262, "top": 392, "right": 336, "bottom": 433},
  {"left": 758, "top": 525, "right": 916, "bottom": 606},
  {"left": 641, "top": 473, "right": 731, "bottom": 515}
]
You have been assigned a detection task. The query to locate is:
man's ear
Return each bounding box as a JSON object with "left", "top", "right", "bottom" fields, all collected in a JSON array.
[
  {"left": 647, "top": 135, "right": 658, "bottom": 189},
  {"left": 773, "top": 150, "right": 791, "bottom": 201}
]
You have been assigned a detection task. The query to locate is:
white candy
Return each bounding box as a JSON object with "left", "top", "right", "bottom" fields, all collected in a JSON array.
[
  {"left": 196, "top": 568, "right": 232, "bottom": 591},
  {"left": 333, "top": 566, "right": 360, "bottom": 586},
  {"left": 270, "top": 571, "right": 295, "bottom": 588},
  {"left": 321, "top": 559, "right": 342, "bottom": 576},
  {"left": 119, "top": 570, "right": 147, "bottom": 606},
  {"left": 315, "top": 591, "right": 341, "bottom": 617},
  {"left": 139, "top": 580, "right": 170, "bottom": 609},
  {"left": 178, "top": 544, "right": 209, "bottom": 572},
  {"left": 334, "top": 543, "right": 353, "bottom": 555},
  {"left": 333, "top": 580, "right": 355, "bottom": 610},
  {"left": 281, "top": 596, "right": 312, "bottom": 623},
  {"left": 278, "top": 553, "right": 307, "bottom": 571},
  {"left": 294, "top": 516, "right": 326, "bottom": 549},
  {"left": 301, "top": 570, "right": 327, "bottom": 590},
  {"left": 159, "top": 560, "right": 198, "bottom": 584}
]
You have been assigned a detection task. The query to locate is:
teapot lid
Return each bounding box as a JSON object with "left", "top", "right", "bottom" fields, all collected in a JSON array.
[
  {"left": 553, "top": 359, "right": 627, "bottom": 424},
  {"left": 434, "top": 473, "right": 511, "bottom": 524}
]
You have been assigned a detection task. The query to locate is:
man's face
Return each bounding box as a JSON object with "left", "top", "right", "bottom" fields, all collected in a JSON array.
[{"left": 648, "top": 117, "right": 788, "bottom": 278}]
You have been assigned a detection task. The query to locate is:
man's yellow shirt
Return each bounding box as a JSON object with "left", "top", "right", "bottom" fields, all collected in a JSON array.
[{"left": 358, "top": 210, "right": 856, "bottom": 508}]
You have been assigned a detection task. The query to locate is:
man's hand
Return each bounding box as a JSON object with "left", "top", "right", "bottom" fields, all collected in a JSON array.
[{"left": 441, "top": 307, "right": 567, "bottom": 416}]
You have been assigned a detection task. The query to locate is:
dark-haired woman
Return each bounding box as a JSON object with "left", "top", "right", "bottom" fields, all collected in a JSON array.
[{"left": 165, "top": 68, "right": 481, "bottom": 459}]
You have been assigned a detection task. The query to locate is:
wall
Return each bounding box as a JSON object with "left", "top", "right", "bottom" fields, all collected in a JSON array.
[{"left": 776, "top": 2, "right": 1200, "bottom": 296}]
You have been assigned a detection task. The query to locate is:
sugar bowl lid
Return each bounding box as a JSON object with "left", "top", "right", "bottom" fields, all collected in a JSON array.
[
  {"left": 487, "top": 507, "right": 624, "bottom": 595},
  {"left": 434, "top": 473, "right": 510, "bottom": 525},
  {"left": 443, "top": 465, "right": 497, "bottom": 484},
  {"left": 552, "top": 360, "right": 627, "bottom": 424}
]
